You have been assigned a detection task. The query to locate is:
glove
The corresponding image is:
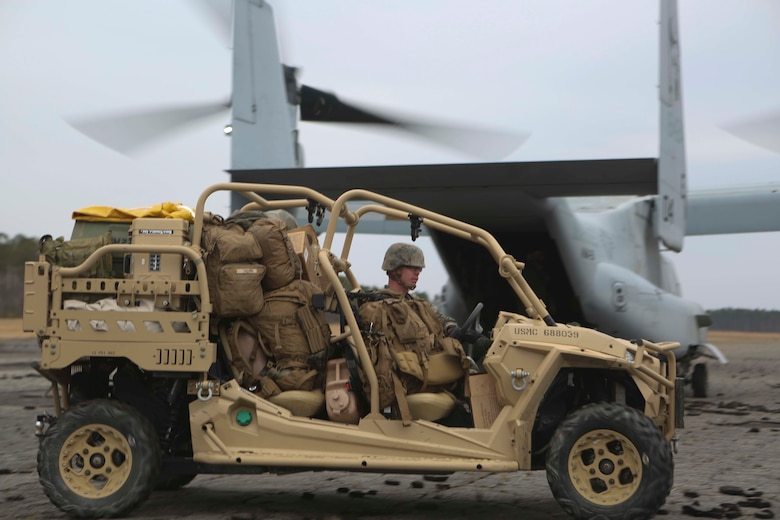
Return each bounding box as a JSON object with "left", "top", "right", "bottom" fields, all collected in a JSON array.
[
  {"left": 446, "top": 326, "right": 464, "bottom": 340},
  {"left": 471, "top": 335, "right": 492, "bottom": 361},
  {"left": 448, "top": 326, "right": 487, "bottom": 345},
  {"left": 461, "top": 328, "right": 484, "bottom": 343}
]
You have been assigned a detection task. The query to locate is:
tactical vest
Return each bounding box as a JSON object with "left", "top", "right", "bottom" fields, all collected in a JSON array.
[{"left": 357, "top": 293, "right": 468, "bottom": 422}]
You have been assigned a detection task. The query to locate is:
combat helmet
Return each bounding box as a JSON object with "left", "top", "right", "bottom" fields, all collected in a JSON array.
[{"left": 382, "top": 243, "right": 425, "bottom": 271}]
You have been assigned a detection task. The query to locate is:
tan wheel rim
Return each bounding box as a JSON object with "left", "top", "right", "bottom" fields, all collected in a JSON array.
[
  {"left": 567, "top": 428, "right": 642, "bottom": 506},
  {"left": 58, "top": 424, "right": 134, "bottom": 499}
]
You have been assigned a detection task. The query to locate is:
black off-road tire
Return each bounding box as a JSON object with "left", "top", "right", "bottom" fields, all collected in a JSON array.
[
  {"left": 37, "top": 399, "right": 161, "bottom": 518},
  {"left": 691, "top": 363, "right": 708, "bottom": 398},
  {"left": 546, "top": 402, "right": 673, "bottom": 520}
]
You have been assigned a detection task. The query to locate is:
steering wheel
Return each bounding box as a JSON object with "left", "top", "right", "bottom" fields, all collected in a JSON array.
[{"left": 461, "top": 302, "right": 484, "bottom": 336}]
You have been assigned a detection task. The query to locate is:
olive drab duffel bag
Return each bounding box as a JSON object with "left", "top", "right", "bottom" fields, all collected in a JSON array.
[{"left": 39, "top": 231, "right": 114, "bottom": 279}]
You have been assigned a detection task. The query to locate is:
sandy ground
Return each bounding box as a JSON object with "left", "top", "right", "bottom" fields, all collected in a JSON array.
[{"left": 0, "top": 320, "right": 777, "bottom": 520}]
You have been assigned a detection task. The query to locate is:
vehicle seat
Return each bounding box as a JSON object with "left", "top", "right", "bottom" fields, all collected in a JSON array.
[
  {"left": 406, "top": 392, "right": 456, "bottom": 421},
  {"left": 267, "top": 389, "right": 325, "bottom": 417}
]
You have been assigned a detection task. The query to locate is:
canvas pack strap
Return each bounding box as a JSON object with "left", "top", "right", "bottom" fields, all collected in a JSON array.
[{"left": 392, "top": 372, "right": 413, "bottom": 426}]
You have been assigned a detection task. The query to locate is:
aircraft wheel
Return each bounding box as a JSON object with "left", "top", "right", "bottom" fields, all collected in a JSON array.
[
  {"left": 37, "top": 399, "right": 160, "bottom": 518},
  {"left": 546, "top": 402, "right": 673, "bottom": 520},
  {"left": 691, "top": 363, "right": 708, "bottom": 398}
]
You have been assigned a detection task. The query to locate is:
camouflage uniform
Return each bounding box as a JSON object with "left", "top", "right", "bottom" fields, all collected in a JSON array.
[
  {"left": 379, "top": 243, "right": 492, "bottom": 361},
  {"left": 381, "top": 243, "right": 458, "bottom": 334}
]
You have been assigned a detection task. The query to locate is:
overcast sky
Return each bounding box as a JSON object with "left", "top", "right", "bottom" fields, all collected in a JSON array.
[{"left": 1, "top": 0, "right": 779, "bottom": 310}]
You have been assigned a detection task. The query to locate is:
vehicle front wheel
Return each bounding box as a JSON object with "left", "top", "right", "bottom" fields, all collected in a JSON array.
[
  {"left": 546, "top": 402, "right": 673, "bottom": 520},
  {"left": 37, "top": 399, "right": 161, "bottom": 518}
]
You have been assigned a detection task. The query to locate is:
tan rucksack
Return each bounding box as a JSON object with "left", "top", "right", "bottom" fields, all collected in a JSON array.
[
  {"left": 245, "top": 218, "right": 302, "bottom": 291},
  {"left": 201, "top": 217, "right": 265, "bottom": 317},
  {"left": 219, "top": 319, "right": 281, "bottom": 398},
  {"left": 248, "top": 279, "right": 331, "bottom": 392}
]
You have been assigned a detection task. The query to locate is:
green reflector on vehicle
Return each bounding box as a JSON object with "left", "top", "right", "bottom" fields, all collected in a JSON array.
[{"left": 236, "top": 409, "right": 252, "bottom": 426}]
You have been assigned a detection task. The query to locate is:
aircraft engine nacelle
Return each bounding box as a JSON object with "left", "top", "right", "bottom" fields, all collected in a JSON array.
[{"left": 587, "top": 262, "right": 708, "bottom": 358}]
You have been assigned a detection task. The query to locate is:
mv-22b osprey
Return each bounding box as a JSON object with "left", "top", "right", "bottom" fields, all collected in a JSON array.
[{"left": 71, "top": 0, "right": 780, "bottom": 397}]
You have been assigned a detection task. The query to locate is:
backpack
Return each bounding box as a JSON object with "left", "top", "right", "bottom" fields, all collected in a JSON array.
[
  {"left": 218, "top": 319, "right": 282, "bottom": 398},
  {"left": 201, "top": 217, "right": 265, "bottom": 317},
  {"left": 357, "top": 293, "right": 469, "bottom": 423},
  {"left": 248, "top": 279, "right": 331, "bottom": 392},
  {"left": 245, "top": 218, "right": 302, "bottom": 291}
]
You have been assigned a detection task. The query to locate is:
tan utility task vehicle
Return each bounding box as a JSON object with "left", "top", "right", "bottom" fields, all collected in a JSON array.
[{"left": 24, "top": 183, "right": 683, "bottom": 519}]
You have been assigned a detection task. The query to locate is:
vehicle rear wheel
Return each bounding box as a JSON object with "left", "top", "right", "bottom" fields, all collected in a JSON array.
[
  {"left": 37, "top": 399, "right": 160, "bottom": 518},
  {"left": 691, "top": 363, "right": 707, "bottom": 398},
  {"left": 546, "top": 402, "right": 673, "bottom": 520}
]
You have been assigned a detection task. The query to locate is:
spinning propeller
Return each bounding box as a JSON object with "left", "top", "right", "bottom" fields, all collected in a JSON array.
[
  {"left": 67, "top": 100, "right": 231, "bottom": 156},
  {"left": 68, "top": 82, "right": 528, "bottom": 160},
  {"left": 721, "top": 109, "right": 780, "bottom": 155},
  {"left": 65, "top": 2, "right": 527, "bottom": 162}
]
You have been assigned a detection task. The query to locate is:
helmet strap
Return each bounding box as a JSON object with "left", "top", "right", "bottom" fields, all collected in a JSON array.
[{"left": 387, "top": 268, "right": 416, "bottom": 294}]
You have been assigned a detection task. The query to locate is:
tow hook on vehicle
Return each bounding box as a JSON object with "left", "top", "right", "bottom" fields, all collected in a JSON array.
[
  {"left": 34, "top": 412, "right": 56, "bottom": 438},
  {"left": 511, "top": 370, "right": 530, "bottom": 391},
  {"left": 197, "top": 380, "right": 215, "bottom": 401}
]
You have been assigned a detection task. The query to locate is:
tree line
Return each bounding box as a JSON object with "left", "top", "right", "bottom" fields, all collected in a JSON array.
[
  {"left": 0, "top": 232, "right": 777, "bottom": 330},
  {"left": 706, "top": 308, "right": 780, "bottom": 333},
  {"left": 0, "top": 233, "right": 40, "bottom": 317}
]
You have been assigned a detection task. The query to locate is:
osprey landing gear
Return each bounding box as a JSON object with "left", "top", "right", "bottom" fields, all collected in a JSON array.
[{"left": 691, "top": 363, "right": 708, "bottom": 398}]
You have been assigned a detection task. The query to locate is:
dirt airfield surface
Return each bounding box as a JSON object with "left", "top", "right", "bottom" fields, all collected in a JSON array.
[{"left": 1, "top": 321, "right": 778, "bottom": 520}]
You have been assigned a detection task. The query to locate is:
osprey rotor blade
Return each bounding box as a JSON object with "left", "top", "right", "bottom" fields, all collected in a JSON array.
[
  {"left": 393, "top": 121, "right": 530, "bottom": 161},
  {"left": 191, "top": 0, "right": 232, "bottom": 46},
  {"left": 722, "top": 109, "right": 780, "bottom": 154},
  {"left": 67, "top": 100, "right": 230, "bottom": 155},
  {"left": 300, "top": 84, "right": 529, "bottom": 160},
  {"left": 299, "top": 85, "right": 395, "bottom": 124}
]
